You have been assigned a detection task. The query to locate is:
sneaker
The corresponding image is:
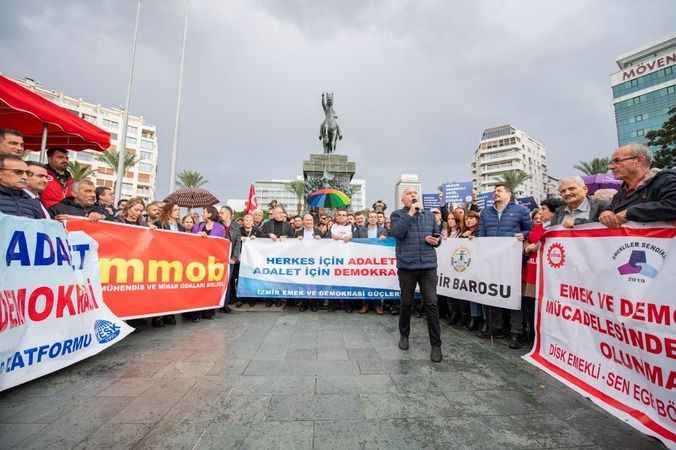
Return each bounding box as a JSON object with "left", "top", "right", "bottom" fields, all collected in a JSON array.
[
  {"left": 430, "top": 346, "right": 443, "bottom": 363},
  {"left": 398, "top": 336, "right": 409, "bottom": 351}
]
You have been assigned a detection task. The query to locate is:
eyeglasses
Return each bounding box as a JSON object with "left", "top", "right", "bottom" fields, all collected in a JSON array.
[
  {"left": 0, "top": 168, "right": 29, "bottom": 176},
  {"left": 609, "top": 156, "right": 638, "bottom": 165}
]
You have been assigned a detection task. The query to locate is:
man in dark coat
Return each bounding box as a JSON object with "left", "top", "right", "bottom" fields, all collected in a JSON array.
[
  {"left": 551, "top": 176, "right": 608, "bottom": 228},
  {"left": 600, "top": 143, "right": 676, "bottom": 227},
  {"left": 259, "top": 206, "right": 295, "bottom": 239},
  {"left": 389, "top": 187, "right": 443, "bottom": 362},
  {"left": 49, "top": 179, "right": 102, "bottom": 221},
  {"left": 0, "top": 155, "right": 45, "bottom": 219}
]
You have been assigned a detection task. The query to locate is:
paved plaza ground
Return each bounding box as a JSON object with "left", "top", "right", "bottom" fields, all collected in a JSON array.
[{"left": 0, "top": 310, "right": 666, "bottom": 450}]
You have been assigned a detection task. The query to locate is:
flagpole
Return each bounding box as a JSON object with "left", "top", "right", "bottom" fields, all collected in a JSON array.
[
  {"left": 169, "top": 0, "right": 189, "bottom": 194},
  {"left": 114, "top": 0, "right": 142, "bottom": 202}
]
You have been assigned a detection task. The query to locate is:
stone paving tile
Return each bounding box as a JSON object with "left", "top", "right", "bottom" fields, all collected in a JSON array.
[{"left": 0, "top": 311, "right": 664, "bottom": 450}]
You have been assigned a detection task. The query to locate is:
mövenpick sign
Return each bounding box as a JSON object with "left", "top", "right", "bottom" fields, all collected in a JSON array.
[{"left": 525, "top": 224, "right": 676, "bottom": 448}]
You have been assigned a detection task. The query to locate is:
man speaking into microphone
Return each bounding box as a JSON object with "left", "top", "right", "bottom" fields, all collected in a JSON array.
[{"left": 389, "top": 187, "right": 443, "bottom": 362}]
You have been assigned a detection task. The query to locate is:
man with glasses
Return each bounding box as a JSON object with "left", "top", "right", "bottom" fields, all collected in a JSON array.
[
  {"left": 0, "top": 129, "right": 25, "bottom": 158},
  {"left": 24, "top": 161, "right": 51, "bottom": 218},
  {"left": 0, "top": 155, "right": 45, "bottom": 218},
  {"left": 600, "top": 143, "right": 676, "bottom": 227}
]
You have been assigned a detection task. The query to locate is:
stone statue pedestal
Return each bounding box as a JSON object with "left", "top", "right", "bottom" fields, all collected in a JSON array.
[{"left": 303, "top": 153, "right": 356, "bottom": 202}]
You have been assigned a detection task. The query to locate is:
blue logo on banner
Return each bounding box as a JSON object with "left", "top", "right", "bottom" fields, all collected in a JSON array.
[{"left": 94, "top": 320, "right": 121, "bottom": 344}]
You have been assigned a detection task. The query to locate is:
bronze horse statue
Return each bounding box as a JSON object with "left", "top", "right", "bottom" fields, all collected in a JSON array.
[{"left": 319, "top": 92, "right": 342, "bottom": 154}]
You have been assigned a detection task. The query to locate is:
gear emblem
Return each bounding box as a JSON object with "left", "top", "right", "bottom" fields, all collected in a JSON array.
[{"left": 547, "top": 242, "right": 566, "bottom": 269}]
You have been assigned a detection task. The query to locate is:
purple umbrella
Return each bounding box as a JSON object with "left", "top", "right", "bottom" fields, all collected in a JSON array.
[{"left": 581, "top": 174, "right": 622, "bottom": 195}]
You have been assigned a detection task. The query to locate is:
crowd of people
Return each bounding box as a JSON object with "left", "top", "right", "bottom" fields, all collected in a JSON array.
[{"left": 1, "top": 127, "right": 675, "bottom": 354}]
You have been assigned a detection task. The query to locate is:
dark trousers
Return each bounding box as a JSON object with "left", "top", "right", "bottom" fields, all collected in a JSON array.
[
  {"left": 510, "top": 297, "right": 535, "bottom": 337},
  {"left": 398, "top": 268, "right": 442, "bottom": 347},
  {"left": 485, "top": 306, "right": 510, "bottom": 332}
]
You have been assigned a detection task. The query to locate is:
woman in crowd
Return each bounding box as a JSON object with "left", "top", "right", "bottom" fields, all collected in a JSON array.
[
  {"left": 189, "top": 206, "right": 226, "bottom": 321},
  {"left": 460, "top": 210, "right": 483, "bottom": 331},
  {"left": 441, "top": 213, "right": 468, "bottom": 326},
  {"left": 539, "top": 197, "right": 563, "bottom": 227},
  {"left": 181, "top": 214, "right": 195, "bottom": 231},
  {"left": 116, "top": 197, "right": 147, "bottom": 226},
  {"left": 511, "top": 207, "right": 546, "bottom": 349},
  {"left": 236, "top": 214, "right": 258, "bottom": 308},
  {"left": 151, "top": 202, "right": 187, "bottom": 327},
  {"left": 155, "top": 202, "right": 185, "bottom": 232}
]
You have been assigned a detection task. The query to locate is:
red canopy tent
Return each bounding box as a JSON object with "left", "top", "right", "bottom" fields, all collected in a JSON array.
[{"left": 0, "top": 75, "right": 110, "bottom": 156}]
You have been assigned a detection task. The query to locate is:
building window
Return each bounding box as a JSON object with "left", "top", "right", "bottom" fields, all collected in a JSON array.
[
  {"left": 141, "top": 129, "right": 155, "bottom": 139},
  {"left": 138, "top": 173, "right": 152, "bottom": 183},
  {"left": 126, "top": 136, "right": 137, "bottom": 145},
  {"left": 636, "top": 129, "right": 645, "bottom": 136},
  {"left": 140, "top": 151, "right": 153, "bottom": 161},
  {"left": 140, "top": 139, "right": 154, "bottom": 150},
  {"left": 665, "top": 66, "right": 673, "bottom": 75},
  {"left": 635, "top": 114, "right": 644, "bottom": 122},
  {"left": 138, "top": 162, "right": 153, "bottom": 173},
  {"left": 667, "top": 86, "right": 676, "bottom": 94},
  {"left": 103, "top": 118, "right": 118, "bottom": 129},
  {"left": 82, "top": 113, "right": 97, "bottom": 123},
  {"left": 127, "top": 125, "right": 138, "bottom": 135}
]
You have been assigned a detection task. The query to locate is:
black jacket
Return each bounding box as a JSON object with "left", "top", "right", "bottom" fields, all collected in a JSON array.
[
  {"left": 0, "top": 186, "right": 46, "bottom": 219},
  {"left": 551, "top": 197, "right": 609, "bottom": 227},
  {"left": 259, "top": 219, "right": 295, "bottom": 238},
  {"left": 353, "top": 225, "right": 387, "bottom": 238},
  {"left": 609, "top": 168, "right": 676, "bottom": 222},
  {"left": 294, "top": 227, "right": 323, "bottom": 238},
  {"left": 49, "top": 197, "right": 92, "bottom": 218},
  {"left": 91, "top": 202, "right": 117, "bottom": 221},
  {"left": 153, "top": 220, "right": 187, "bottom": 232}
]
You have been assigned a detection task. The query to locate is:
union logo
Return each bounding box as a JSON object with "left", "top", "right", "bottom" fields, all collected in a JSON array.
[
  {"left": 451, "top": 246, "right": 472, "bottom": 272},
  {"left": 547, "top": 243, "right": 565, "bottom": 269},
  {"left": 94, "top": 320, "right": 121, "bottom": 344}
]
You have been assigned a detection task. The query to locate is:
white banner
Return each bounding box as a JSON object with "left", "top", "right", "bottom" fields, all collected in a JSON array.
[
  {"left": 525, "top": 224, "right": 676, "bottom": 448},
  {"left": 0, "top": 213, "right": 133, "bottom": 391},
  {"left": 436, "top": 237, "right": 522, "bottom": 309},
  {"left": 238, "top": 238, "right": 400, "bottom": 299}
]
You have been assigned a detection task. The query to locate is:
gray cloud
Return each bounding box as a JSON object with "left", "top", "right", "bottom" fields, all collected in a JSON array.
[{"left": 2, "top": 0, "right": 675, "bottom": 206}]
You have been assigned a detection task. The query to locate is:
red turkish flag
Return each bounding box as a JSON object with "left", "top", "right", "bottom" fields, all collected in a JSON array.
[{"left": 245, "top": 184, "right": 258, "bottom": 214}]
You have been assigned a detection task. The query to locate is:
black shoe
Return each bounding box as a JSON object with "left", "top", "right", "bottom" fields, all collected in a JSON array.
[
  {"left": 447, "top": 310, "right": 459, "bottom": 325},
  {"left": 456, "top": 314, "right": 469, "bottom": 328},
  {"left": 151, "top": 317, "right": 164, "bottom": 328},
  {"left": 163, "top": 316, "right": 176, "bottom": 326},
  {"left": 509, "top": 335, "right": 523, "bottom": 350},
  {"left": 345, "top": 303, "right": 353, "bottom": 313},
  {"left": 221, "top": 305, "right": 232, "bottom": 314},
  {"left": 390, "top": 306, "right": 400, "bottom": 316},
  {"left": 235, "top": 302, "right": 244, "bottom": 308},
  {"left": 191, "top": 316, "right": 201, "bottom": 323},
  {"left": 310, "top": 304, "right": 318, "bottom": 312},
  {"left": 398, "top": 336, "right": 409, "bottom": 351},
  {"left": 431, "top": 346, "right": 442, "bottom": 363},
  {"left": 479, "top": 320, "right": 489, "bottom": 335},
  {"left": 467, "top": 317, "right": 480, "bottom": 331},
  {"left": 299, "top": 304, "right": 308, "bottom": 312},
  {"left": 492, "top": 328, "right": 508, "bottom": 339},
  {"left": 265, "top": 301, "right": 273, "bottom": 307}
]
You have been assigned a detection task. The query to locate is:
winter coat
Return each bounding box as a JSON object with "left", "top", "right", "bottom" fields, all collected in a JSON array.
[
  {"left": 0, "top": 186, "right": 46, "bottom": 219},
  {"left": 352, "top": 225, "right": 387, "bottom": 239},
  {"left": 192, "top": 221, "right": 226, "bottom": 237},
  {"left": 259, "top": 219, "right": 295, "bottom": 238},
  {"left": 550, "top": 197, "right": 609, "bottom": 227},
  {"left": 48, "top": 197, "right": 92, "bottom": 218},
  {"left": 389, "top": 207, "right": 441, "bottom": 270},
  {"left": 41, "top": 165, "right": 73, "bottom": 208},
  {"left": 608, "top": 168, "right": 676, "bottom": 223},
  {"left": 477, "top": 202, "right": 532, "bottom": 238}
]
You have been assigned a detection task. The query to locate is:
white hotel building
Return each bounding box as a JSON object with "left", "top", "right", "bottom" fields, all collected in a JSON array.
[
  {"left": 15, "top": 77, "right": 159, "bottom": 203},
  {"left": 471, "top": 124, "right": 549, "bottom": 202}
]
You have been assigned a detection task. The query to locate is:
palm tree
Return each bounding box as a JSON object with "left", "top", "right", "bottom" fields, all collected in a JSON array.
[
  {"left": 574, "top": 158, "right": 609, "bottom": 175},
  {"left": 497, "top": 170, "right": 531, "bottom": 195},
  {"left": 97, "top": 149, "right": 139, "bottom": 175},
  {"left": 286, "top": 180, "right": 306, "bottom": 214},
  {"left": 177, "top": 169, "right": 207, "bottom": 188},
  {"left": 67, "top": 161, "right": 94, "bottom": 181}
]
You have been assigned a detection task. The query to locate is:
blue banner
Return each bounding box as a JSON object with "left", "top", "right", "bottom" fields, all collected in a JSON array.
[{"left": 440, "top": 182, "right": 473, "bottom": 205}]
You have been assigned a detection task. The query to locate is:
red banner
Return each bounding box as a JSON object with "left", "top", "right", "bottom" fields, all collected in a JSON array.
[{"left": 66, "top": 219, "right": 230, "bottom": 319}]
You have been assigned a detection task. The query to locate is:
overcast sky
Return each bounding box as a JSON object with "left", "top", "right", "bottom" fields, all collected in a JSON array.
[{"left": 3, "top": 0, "right": 675, "bottom": 206}]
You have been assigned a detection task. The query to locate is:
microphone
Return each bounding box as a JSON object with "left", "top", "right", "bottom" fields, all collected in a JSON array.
[{"left": 411, "top": 199, "right": 421, "bottom": 212}]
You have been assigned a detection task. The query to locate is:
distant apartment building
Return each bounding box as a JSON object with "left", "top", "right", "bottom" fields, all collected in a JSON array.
[
  {"left": 15, "top": 77, "right": 159, "bottom": 203},
  {"left": 471, "top": 125, "right": 549, "bottom": 202}
]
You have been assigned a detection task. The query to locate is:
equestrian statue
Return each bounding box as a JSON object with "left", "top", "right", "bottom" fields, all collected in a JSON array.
[{"left": 319, "top": 92, "right": 343, "bottom": 154}]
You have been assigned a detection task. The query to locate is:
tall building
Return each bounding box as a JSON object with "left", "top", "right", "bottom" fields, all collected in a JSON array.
[
  {"left": 611, "top": 34, "right": 676, "bottom": 147},
  {"left": 15, "top": 77, "right": 159, "bottom": 202},
  {"left": 471, "top": 125, "right": 549, "bottom": 202},
  {"left": 255, "top": 177, "right": 366, "bottom": 215},
  {"left": 394, "top": 174, "right": 421, "bottom": 208}
]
